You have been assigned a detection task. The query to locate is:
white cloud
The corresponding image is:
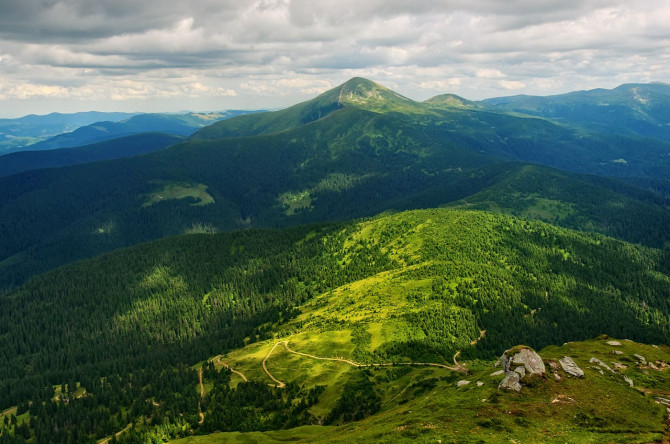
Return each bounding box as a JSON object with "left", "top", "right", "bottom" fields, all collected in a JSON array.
[
  {"left": 0, "top": 0, "right": 668, "bottom": 115},
  {"left": 417, "top": 79, "right": 462, "bottom": 90},
  {"left": 7, "top": 83, "right": 70, "bottom": 99},
  {"left": 476, "top": 69, "right": 505, "bottom": 79},
  {"left": 499, "top": 80, "right": 526, "bottom": 90}
]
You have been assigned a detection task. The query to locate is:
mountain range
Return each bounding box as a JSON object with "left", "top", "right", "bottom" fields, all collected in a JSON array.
[
  {"left": 1, "top": 78, "right": 670, "bottom": 443},
  {"left": 1, "top": 78, "right": 670, "bottom": 288}
]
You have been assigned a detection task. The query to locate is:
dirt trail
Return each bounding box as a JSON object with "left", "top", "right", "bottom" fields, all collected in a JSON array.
[
  {"left": 1, "top": 406, "right": 17, "bottom": 417},
  {"left": 262, "top": 342, "right": 287, "bottom": 388},
  {"left": 197, "top": 367, "right": 205, "bottom": 424},
  {"left": 98, "top": 423, "right": 131, "bottom": 444},
  {"left": 471, "top": 330, "right": 486, "bottom": 346},
  {"left": 262, "top": 341, "right": 467, "bottom": 386},
  {"left": 213, "top": 356, "right": 248, "bottom": 382},
  {"left": 195, "top": 355, "right": 248, "bottom": 424},
  {"left": 284, "top": 341, "right": 466, "bottom": 372}
]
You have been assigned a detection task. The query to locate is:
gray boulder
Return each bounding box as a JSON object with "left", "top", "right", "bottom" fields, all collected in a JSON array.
[
  {"left": 559, "top": 356, "right": 584, "bottom": 378},
  {"left": 498, "top": 371, "right": 522, "bottom": 392},
  {"left": 501, "top": 347, "right": 546, "bottom": 376},
  {"left": 497, "top": 346, "right": 546, "bottom": 392}
]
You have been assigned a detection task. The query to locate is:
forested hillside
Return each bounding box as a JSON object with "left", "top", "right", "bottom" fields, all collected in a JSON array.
[{"left": 1, "top": 209, "right": 670, "bottom": 443}]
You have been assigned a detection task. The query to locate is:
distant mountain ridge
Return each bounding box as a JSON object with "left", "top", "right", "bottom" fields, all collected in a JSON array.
[
  {"left": 0, "top": 111, "right": 137, "bottom": 154},
  {"left": 484, "top": 82, "right": 670, "bottom": 141},
  {"left": 26, "top": 110, "right": 258, "bottom": 152}
]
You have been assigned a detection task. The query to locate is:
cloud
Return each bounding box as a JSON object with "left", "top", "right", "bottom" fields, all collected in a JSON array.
[
  {"left": 6, "top": 83, "right": 70, "bottom": 99},
  {"left": 241, "top": 76, "right": 332, "bottom": 96},
  {"left": 0, "top": 0, "right": 668, "bottom": 115},
  {"left": 499, "top": 80, "right": 526, "bottom": 90}
]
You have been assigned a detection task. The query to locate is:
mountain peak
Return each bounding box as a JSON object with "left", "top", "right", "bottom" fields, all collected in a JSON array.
[
  {"left": 191, "top": 78, "right": 422, "bottom": 141},
  {"left": 424, "top": 93, "right": 482, "bottom": 110},
  {"left": 333, "top": 77, "right": 413, "bottom": 108}
]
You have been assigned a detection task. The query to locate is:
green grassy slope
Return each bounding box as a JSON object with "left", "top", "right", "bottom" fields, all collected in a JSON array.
[
  {"left": 2, "top": 208, "right": 670, "bottom": 442},
  {"left": 174, "top": 337, "right": 670, "bottom": 443},
  {"left": 2, "top": 209, "right": 670, "bottom": 406}
]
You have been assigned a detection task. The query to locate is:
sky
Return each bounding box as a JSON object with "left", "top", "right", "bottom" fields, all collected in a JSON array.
[{"left": 0, "top": 0, "right": 668, "bottom": 117}]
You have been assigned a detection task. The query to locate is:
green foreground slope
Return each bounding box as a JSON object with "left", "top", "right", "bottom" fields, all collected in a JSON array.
[
  {"left": 170, "top": 337, "right": 670, "bottom": 443},
  {"left": 1, "top": 209, "right": 670, "bottom": 442}
]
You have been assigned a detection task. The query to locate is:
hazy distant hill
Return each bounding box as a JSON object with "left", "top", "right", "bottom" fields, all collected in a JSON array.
[
  {"left": 484, "top": 82, "right": 670, "bottom": 142},
  {"left": 0, "top": 111, "right": 137, "bottom": 154},
  {"left": 0, "top": 132, "right": 183, "bottom": 177},
  {"left": 26, "top": 110, "right": 258, "bottom": 151}
]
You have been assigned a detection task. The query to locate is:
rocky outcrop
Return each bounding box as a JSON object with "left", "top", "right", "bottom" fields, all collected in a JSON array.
[
  {"left": 612, "top": 362, "right": 627, "bottom": 371},
  {"left": 559, "top": 356, "right": 584, "bottom": 377},
  {"left": 607, "top": 340, "right": 622, "bottom": 346},
  {"left": 589, "top": 357, "right": 614, "bottom": 373},
  {"left": 498, "top": 346, "right": 545, "bottom": 392},
  {"left": 498, "top": 371, "right": 522, "bottom": 392},
  {"left": 456, "top": 380, "right": 470, "bottom": 387},
  {"left": 501, "top": 347, "right": 546, "bottom": 376}
]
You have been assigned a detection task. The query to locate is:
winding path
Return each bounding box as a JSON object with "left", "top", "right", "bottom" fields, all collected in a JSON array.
[
  {"left": 213, "top": 355, "right": 248, "bottom": 382},
  {"left": 197, "top": 367, "right": 205, "bottom": 424},
  {"left": 262, "top": 341, "right": 467, "bottom": 387},
  {"left": 262, "top": 342, "right": 288, "bottom": 388},
  {"left": 196, "top": 356, "right": 248, "bottom": 424},
  {"left": 98, "top": 423, "right": 131, "bottom": 444},
  {"left": 1, "top": 406, "right": 17, "bottom": 417}
]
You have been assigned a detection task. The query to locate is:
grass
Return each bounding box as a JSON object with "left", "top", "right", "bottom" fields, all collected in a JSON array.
[
  {"left": 187, "top": 283, "right": 670, "bottom": 444},
  {"left": 277, "top": 190, "right": 313, "bottom": 215},
  {"left": 143, "top": 182, "right": 214, "bottom": 208},
  {"left": 170, "top": 426, "right": 335, "bottom": 443}
]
